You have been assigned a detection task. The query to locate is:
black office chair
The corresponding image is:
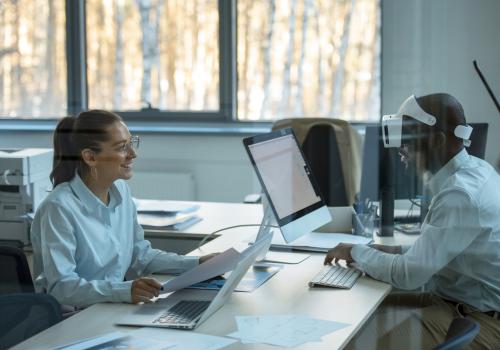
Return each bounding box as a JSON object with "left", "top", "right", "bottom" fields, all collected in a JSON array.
[
  {"left": 301, "top": 124, "right": 349, "bottom": 206},
  {"left": 0, "top": 245, "right": 35, "bottom": 294},
  {"left": 0, "top": 293, "right": 62, "bottom": 350},
  {"left": 433, "top": 317, "right": 480, "bottom": 350}
]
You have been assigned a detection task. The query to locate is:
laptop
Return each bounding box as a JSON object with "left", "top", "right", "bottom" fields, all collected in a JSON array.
[{"left": 116, "top": 233, "right": 272, "bottom": 330}]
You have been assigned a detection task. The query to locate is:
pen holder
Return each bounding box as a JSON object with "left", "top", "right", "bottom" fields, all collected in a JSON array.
[{"left": 352, "top": 211, "right": 376, "bottom": 238}]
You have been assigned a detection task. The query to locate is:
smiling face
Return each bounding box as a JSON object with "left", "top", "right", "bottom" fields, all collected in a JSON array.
[{"left": 89, "top": 121, "right": 138, "bottom": 185}]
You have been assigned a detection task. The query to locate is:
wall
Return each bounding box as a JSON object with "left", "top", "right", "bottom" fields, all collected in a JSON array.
[
  {"left": 0, "top": 130, "right": 261, "bottom": 202},
  {"left": 382, "top": 0, "right": 500, "bottom": 166}
]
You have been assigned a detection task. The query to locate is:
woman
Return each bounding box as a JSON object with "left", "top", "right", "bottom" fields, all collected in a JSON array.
[{"left": 31, "top": 110, "right": 215, "bottom": 308}]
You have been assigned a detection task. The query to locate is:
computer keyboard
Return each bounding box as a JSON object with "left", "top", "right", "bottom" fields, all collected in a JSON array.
[
  {"left": 154, "top": 300, "right": 211, "bottom": 325},
  {"left": 308, "top": 265, "right": 361, "bottom": 289}
]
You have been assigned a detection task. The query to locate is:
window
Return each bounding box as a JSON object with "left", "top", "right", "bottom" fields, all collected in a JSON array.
[
  {"left": 237, "top": 0, "right": 380, "bottom": 121},
  {"left": 86, "top": 0, "right": 219, "bottom": 112},
  {"left": 0, "top": 0, "right": 67, "bottom": 118},
  {"left": 0, "top": 0, "right": 379, "bottom": 122}
]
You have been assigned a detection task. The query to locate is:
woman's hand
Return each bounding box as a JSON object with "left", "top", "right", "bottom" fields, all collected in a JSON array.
[
  {"left": 131, "top": 277, "right": 162, "bottom": 304},
  {"left": 199, "top": 253, "right": 219, "bottom": 264},
  {"left": 324, "top": 243, "right": 355, "bottom": 265}
]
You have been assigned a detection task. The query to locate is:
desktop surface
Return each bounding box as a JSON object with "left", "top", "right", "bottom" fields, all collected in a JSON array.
[{"left": 12, "top": 229, "right": 392, "bottom": 350}]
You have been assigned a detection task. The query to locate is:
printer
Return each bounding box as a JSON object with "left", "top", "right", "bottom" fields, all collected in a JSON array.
[{"left": 0, "top": 148, "right": 53, "bottom": 246}]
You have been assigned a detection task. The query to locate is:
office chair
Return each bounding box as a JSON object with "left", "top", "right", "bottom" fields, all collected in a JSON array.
[
  {"left": 272, "top": 118, "right": 362, "bottom": 206},
  {"left": 0, "top": 293, "right": 62, "bottom": 350},
  {"left": 433, "top": 317, "right": 480, "bottom": 350},
  {"left": 0, "top": 245, "right": 35, "bottom": 294}
]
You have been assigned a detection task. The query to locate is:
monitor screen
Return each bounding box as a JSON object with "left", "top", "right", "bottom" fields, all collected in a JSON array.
[{"left": 243, "top": 128, "right": 331, "bottom": 243}]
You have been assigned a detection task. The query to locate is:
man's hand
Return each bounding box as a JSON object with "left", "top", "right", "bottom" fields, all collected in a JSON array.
[
  {"left": 131, "top": 277, "right": 162, "bottom": 304},
  {"left": 324, "top": 243, "right": 355, "bottom": 265},
  {"left": 199, "top": 253, "right": 219, "bottom": 264}
]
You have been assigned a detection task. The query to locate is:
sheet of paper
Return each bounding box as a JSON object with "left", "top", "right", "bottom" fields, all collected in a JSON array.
[
  {"left": 161, "top": 248, "right": 242, "bottom": 294},
  {"left": 133, "top": 198, "right": 200, "bottom": 214},
  {"left": 54, "top": 331, "right": 175, "bottom": 350},
  {"left": 132, "top": 328, "right": 237, "bottom": 350},
  {"left": 227, "top": 314, "right": 350, "bottom": 348},
  {"left": 272, "top": 231, "right": 371, "bottom": 251}
]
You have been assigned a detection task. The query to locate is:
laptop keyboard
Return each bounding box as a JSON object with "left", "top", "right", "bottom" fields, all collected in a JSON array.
[
  {"left": 308, "top": 265, "right": 361, "bottom": 289},
  {"left": 153, "top": 300, "right": 211, "bottom": 325}
]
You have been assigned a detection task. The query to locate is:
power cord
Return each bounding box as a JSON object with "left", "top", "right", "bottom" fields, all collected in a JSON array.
[{"left": 197, "top": 224, "right": 279, "bottom": 250}]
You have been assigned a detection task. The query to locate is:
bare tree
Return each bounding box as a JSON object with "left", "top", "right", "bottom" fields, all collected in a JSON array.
[
  {"left": 330, "top": 0, "right": 357, "bottom": 118},
  {"left": 260, "top": 0, "right": 276, "bottom": 119},
  {"left": 295, "top": 0, "right": 312, "bottom": 115},
  {"left": 136, "top": 0, "right": 157, "bottom": 106},
  {"left": 366, "top": 0, "right": 381, "bottom": 119},
  {"left": 44, "top": 0, "right": 56, "bottom": 114},
  {"left": 12, "top": 1, "right": 29, "bottom": 115},
  {"left": 313, "top": 1, "right": 326, "bottom": 115},
  {"left": 241, "top": 0, "right": 254, "bottom": 118},
  {"left": 164, "top": 1, "right": 177, "bottom": 108},
  {"left": 278, "top": 0, "right": 298, "bottom": 116},
  {"left": 113, "top": 1, "right": 125, "bottom": 109},
  {"left": 155, "top": 1, "right": 164, "bottom": 108}
]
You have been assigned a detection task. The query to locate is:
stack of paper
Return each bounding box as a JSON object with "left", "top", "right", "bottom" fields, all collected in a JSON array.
[
  {"left": 138, "top": 213, "right": 202, "bottom": 230},
  {"left": 133, "top": 198, "right": 200, "bottom": 215},
  {"left": 133, "top": 198, "right": 202, "bottom": 231},
  {"left": 227, "top": 314, "right": 350, "bottom": 347}
]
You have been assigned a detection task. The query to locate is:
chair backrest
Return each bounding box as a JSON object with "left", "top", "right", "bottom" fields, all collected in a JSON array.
[
  {"left": 0, "top": 293, "right": 62, "bottom": 350},
  {"left": 0, "top": 246, "right": 35, "bottom": 294},
  {"left": 433, "top": 317, "right": 480, "bottom": 350},
  {"left": 272, "top": 118, "right": 362, "bottom": 206}
]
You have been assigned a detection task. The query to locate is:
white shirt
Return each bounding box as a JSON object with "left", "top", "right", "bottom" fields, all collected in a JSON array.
[
  {"left": 31, "top": 173, "right": 198, "bottom": 307},
  {"left": 352, "top": 149, "right": 500, "bottom": 312}
]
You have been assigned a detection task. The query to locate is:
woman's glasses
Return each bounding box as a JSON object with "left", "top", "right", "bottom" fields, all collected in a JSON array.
[{"left": 118, "top": 136, "right": 140, "bottom": 154}]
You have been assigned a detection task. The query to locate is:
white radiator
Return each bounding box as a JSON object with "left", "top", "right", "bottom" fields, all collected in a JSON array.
[{"left": 128, "top": 171, "right": 196, "bottom": 200}]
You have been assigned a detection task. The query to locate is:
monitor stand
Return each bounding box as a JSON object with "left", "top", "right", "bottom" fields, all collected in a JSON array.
[{"left": 253, "top": 197, "right": 310, "bottom": 265}]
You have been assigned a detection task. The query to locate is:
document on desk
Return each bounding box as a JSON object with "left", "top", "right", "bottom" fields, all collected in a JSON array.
[
  {"left": 227, "top": 314, "right": 350, "bottom": 347},
  {"left": 132, "top": 328, "right": 237, "bottom": 350},
  {"left": 53, "top": 331, "right": 175, "bottom": 350},
  {"left": 160, "top": 248, "right": 243, "bottom": 294},
  {"left": 271, "top": 231, "right": 372, "bottom": 252},
  {"left": 133, "top": 198, "right": 200, "bottom": 215},
  {"left": 138, "top": 213, "right": 202, "bottom": 231}
]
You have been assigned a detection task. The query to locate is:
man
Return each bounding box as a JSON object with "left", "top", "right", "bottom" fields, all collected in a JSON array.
[{"left": 325, "top": 93, "right": 500, "bottom": 349}]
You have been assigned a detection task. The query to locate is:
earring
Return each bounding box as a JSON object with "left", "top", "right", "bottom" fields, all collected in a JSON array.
[{"left": 91, "top": 167, "right": 98, "bottom": 181}]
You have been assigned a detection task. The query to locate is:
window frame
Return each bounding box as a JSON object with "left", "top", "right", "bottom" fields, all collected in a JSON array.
[{"left": 68, "top": 0, "right": 236, "bottom": 122}]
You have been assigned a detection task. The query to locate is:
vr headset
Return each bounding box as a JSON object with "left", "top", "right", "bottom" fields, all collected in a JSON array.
[{"left": 381, "top": 95, "right": 473, "bottom": 148}]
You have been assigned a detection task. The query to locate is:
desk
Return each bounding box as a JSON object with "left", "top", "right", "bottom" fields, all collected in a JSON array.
[
  {"left": 14, "top": 201, "right": 416, "bottom": 350},
  {"left": 144, "top": 201, "right": 263, "bottom": 254},
  {"left": 144, "top": 201, "right": 416, "bottom": 253}
]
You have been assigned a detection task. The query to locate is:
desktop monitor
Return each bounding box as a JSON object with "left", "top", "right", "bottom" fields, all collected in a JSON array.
[{"left": 243, "top": 128, "right": 331, "bottom": 243}]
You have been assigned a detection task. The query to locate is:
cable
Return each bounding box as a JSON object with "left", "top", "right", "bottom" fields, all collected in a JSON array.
[
  {"left": 409, "top": 198, "right": 421, "bottom": 208},
  {"left": 197, "top": 224, "right": 279, "bottom": 250}
]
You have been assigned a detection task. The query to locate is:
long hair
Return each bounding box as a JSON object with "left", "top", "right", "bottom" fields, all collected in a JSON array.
[{"left": 50, "top": 110, "right": 123, "bottom": 188}]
